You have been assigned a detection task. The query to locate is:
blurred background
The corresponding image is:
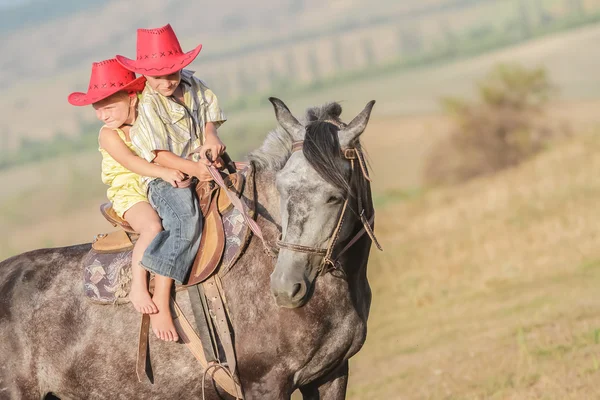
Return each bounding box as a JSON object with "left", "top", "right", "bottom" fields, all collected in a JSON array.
[{"left": 2, "top": 0, "right": 600, "bottom": 398}]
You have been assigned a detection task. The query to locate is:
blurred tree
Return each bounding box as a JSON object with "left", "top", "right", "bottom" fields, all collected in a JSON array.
[
  {"left": 533, "top": 0, "right": 554, "bottom": 27},
  {"left": 331, "top": 37, "right": 345, "bottom": 71},
  {"left": 307, "top": 49, "right": 321, "bottom": 82},
  {"left": 266, "top": 62, "right": 282, "bottom": 91},
  {"left": 517, "top": 0, "right": 532, "bottom": 39},
  {"left": 567, "top": 0, "right": 585, "bottom": 16},
  {"left": 361, "top": 37, "right": 376, "bottom": 66},
  {"left": 468, "top": 24, "right": 495, "bottom": 41},
  {"left": 284, "top": 51, "right": 299, "bottom": 81},
  {"left": 440, "top": 20, "right": 457, "bottom": 57},
  {"left": 396, "top": 27, "right": 424, "bottom": 57},
  {"left": 424, "top": 64, "right": 562, "bottom": 186}
]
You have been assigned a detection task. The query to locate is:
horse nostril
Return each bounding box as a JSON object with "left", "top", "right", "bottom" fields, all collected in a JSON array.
[{"left": 291, "top": 283, "right": 302, "bottom": 298}]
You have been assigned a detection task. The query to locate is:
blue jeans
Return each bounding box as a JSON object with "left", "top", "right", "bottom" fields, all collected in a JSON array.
[{"left": 141, "top": 179, "right": 202, "bottom": 284}]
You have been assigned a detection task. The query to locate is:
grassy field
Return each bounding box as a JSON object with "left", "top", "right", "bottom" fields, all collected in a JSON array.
[{"left": 347, "top": 130, "right": 600, "bottom": 399}]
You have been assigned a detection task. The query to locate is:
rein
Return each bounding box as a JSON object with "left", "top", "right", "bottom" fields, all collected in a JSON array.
[{"left": 276, "top": 141, "right": 383, "bottom": 274}]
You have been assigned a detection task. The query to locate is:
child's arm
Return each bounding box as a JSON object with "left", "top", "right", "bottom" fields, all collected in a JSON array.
[
  {"left": 153, "top": 150, "right": 212, "bottom": 181},
  {"left": 196, "top": 80, "right": 227, "bottom": 162},
  {"left": 99, "top": 127, "right": 185, "bottom": 186},
  {"left": 200, "top": 122, "right": 226, "bottom": 162}
]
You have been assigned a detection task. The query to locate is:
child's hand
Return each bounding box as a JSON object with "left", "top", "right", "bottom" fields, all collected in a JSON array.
[
  {"left": 194, "top": 159, "right": 213, "bottom": 182},
  {"left": 161, "top": 168, "right": 186, "bottom": 187},
  {"left": 201, "top": 131, "right": 226, "bottom": 163}
]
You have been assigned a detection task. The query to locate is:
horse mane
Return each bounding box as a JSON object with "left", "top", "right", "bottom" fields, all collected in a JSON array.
[
  {"left": 247, "top": 125, "right": 293, "bottom": 171},
  {"left": 248, "top": 102, "right": 345, "bottom": 174}
]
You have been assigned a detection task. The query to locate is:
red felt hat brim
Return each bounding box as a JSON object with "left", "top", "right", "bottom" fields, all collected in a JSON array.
[
  {"left": 68, "top": 76, "right": 147, "bottom": 107},
  {"left": 115, "top": 44, "right": 202, "bottom": 77}
]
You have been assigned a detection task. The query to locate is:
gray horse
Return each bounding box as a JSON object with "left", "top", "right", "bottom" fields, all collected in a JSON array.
[{"left": 0, "top": 97, "right": 376, "bottom": 399}]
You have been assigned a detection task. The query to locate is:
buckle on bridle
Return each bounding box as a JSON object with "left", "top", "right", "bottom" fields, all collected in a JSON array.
[{"left": 343, "top": 148, "right": 357, "bottom": 160}]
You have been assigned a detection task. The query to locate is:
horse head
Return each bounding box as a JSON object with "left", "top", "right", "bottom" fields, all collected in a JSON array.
[{"left": 267, "top": 97, "right": 376, "bottom": 308}]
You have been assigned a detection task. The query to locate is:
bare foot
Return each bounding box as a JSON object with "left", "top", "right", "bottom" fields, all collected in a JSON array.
[
  {"left": 129, "top": 283, "right": 158, "bottom": 314},
  {"left": 149, "top": 301, "right": 179, "bottom": 342}
]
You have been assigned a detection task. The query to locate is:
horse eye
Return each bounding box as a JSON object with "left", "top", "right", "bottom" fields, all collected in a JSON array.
[{"left": 326, "top": 196, "right": 340, "bottom": 204}]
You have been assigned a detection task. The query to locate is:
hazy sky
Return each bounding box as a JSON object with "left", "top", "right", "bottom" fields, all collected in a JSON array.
[{"left": 0, "top": 0, "right": 29, "bottom": 9}]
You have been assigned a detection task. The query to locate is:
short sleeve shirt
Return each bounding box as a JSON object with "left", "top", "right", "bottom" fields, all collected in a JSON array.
[{"left": 131, "top": 69, "right": 226, "bottom": 182}]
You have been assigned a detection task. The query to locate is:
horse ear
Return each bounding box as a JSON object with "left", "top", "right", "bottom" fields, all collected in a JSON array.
[
  {"left": 339, "top": 100, "right": 376, "bottom": 147},
  {"left": 269, "top": 97, "right": 304, "bottom": 141}
]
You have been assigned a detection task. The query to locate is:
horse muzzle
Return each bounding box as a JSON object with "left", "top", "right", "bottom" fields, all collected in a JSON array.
[{"left": 270, "top": 266, "right": 310, "bottom": 308}]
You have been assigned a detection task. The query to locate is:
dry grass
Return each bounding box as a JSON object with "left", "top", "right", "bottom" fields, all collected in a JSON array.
[
  {"left": 0, "top": 151, "right": 106, "bottom": 258},
  {"left": 347, "top": 131, "right": 600, "bottom": 399}
]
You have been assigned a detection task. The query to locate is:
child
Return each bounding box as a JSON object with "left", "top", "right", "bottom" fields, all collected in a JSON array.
[
  {"left": 68, "top": 59, "right": 185, "bottom": 317},
  {"left": 116, "top": 24, "right": 227, "bottom": 342}
]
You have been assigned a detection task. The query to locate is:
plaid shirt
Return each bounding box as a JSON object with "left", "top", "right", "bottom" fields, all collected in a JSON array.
[{"left": 131, "top": 69, "right": 226, "bottom": 182}]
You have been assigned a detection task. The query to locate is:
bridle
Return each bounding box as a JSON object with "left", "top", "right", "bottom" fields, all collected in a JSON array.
[
  {"left": 204, "top": 123, "right": 383, "bottom": 275},
  {"left": 276, "top": 137, "right": 383, "bottom": 274}
]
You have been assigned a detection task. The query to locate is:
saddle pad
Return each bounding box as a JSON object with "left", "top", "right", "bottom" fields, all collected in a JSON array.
[
  {"left": 221, "top": 204, "right": 251, "bottom": 270},
  {"left": 82, "top": 248, "right": 133, "bottom": 304}
]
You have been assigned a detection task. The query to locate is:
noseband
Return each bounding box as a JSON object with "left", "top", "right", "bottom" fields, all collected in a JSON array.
[{"left": 276, "top": 139, "right": 383, "bottom": 274}]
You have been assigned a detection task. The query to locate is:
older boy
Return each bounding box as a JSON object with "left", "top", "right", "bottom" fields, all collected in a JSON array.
[{"left": 117, "top": 24, "right": 227, "bottom": 342}]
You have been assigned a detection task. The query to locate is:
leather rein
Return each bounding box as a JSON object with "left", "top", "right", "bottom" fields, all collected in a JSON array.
[
  {"left": 276, "top": 140, "right": 383, "bottom": 274},
  {"left": 203, "top": 139, "right": 383, "bottom": 275}
]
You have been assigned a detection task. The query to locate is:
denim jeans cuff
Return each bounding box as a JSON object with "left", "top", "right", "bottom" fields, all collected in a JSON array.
[{"left": 140, "top": 256, "right": 185, "bottom": 285}]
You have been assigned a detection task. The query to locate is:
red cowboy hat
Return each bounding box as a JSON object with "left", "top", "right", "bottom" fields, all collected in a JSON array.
[
  {"left": 68, "top": 58, "right": 146, "bottom": 106},
  {"left": 116, "top": 24, "right": 202, "bottom": 77}
]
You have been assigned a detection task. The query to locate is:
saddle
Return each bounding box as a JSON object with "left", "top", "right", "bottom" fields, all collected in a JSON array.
[{"left": 94, "top": 170, "right": 245, "bottom": 284}]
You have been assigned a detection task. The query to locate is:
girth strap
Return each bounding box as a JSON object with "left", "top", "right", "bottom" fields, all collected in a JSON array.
[
  {"left": 203, "top": 276, "right": 238, "bottom": 377},
  {"left": 136, "top": 314, "right": 152, "bottom": 383},
  {"left": 188, "top": 285, "right": 219, "bottom": 363}
]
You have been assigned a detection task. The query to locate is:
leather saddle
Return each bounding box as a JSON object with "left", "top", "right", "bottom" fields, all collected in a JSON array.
[
  {"left": 96, "top": 170, "right": 245, "bottom": 285},
  {"left": 189, "top": 171, "right": 244, "bottom": 285}
]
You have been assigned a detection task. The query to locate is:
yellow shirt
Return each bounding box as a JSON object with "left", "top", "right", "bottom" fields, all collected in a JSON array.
[
  {"left": 99, "top": 127, "right": 147, "bottom": 218},
  {"left": 130, "top": 69, "right": 226, "bottom": 183}
]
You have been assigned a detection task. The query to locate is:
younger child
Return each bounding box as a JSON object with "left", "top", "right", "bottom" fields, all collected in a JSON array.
[
  {"left": 68, "top": 59, "right": 185, "bottom": 316},
  {"left": 116, "top": 24, "right": 227, "bottom": 342}
]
